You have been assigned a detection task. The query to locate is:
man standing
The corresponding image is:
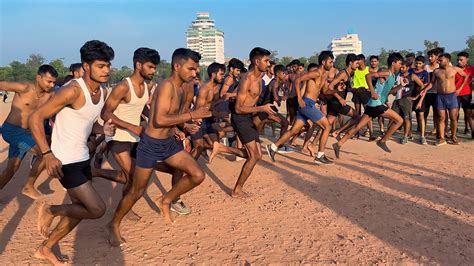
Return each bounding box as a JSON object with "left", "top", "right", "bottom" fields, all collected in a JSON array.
[
  {"left": 410, "top": 56, "right": 430, "bottom": 144},
  {"left": 455, "top": 52, "right": 473, "bottom": 138}
]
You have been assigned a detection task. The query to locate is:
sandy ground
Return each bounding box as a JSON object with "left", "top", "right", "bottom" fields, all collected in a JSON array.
[{"left": 0, "top": 96, "right": 473, "bottom": 264}]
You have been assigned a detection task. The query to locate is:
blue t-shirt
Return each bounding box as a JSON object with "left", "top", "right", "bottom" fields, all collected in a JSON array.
[
  {"left": 409, "top": 69, "right": 429, "bottom": 94},
  {"left": 367, "top": 72, "right": 398, "bottom": 107}
]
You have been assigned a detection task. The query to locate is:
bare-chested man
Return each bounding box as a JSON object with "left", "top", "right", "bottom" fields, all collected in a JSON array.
[
  {"left": 266, "top": 53, "right": 333, "bottom": 164},
  {"left": 209, "top": 47, "right": 275, "bottom": 198},
  {"left": 107, "top": 48, "right": 211, "bottom": 246},
  {"left": 101, "top": 47, "right": 160, "bottom": 221},
  {"left": 30, "top": 40, "right": 118, "bottom": 265},
  {"left": 430, "top": 53, "right": 469, "bottom": 145},
  {"left": 189, "top": 62, "right": 225, "bottom": 159},
  {"left": 0, "top": 65, "right": 57, "bottom": 199}
]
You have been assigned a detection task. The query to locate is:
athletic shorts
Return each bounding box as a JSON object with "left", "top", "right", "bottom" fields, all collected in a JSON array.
[
  {"left": 231, "top": 113, "right": 259, "bottom": 144},
  {"left": 365, "top": 105, "right": 389, "bottom": 118},
  {"left": 318, "top": 94, "right": 328, "bottom": 105},
  {"left": 107, "top": 140, "right": 138, "bottom": 159},
  {"left": 1, "top": 122, "right": 36, "bottom": 159},
  {"left": 392, "top": 98, "right": 413, "bottom": 120},
  {"left": 458, "top": 94, "right": 473, "bottom": 109},
  {"left": 424, "top": 93, "right": 437, "bottom": 112},
  {"left": 190, "top": 117, "right": 217, "bottom": 141},
  {"left": 352, "top": 88, "right": 371, "bottom": 105},
  {"left": 436, "top": 93, "right": 458, "bottom": 110},
  {"left": 59, "top": 159, "right": 92, "bottom": 189},
  {"left": 136, "top": 134, "right": 183, "bottom": 169},
  {"left": 296, "top": 97, "right": 324, "bottom": 123},
  {"left": 327, "top": 99, "right": 351, "bottom": 117},
  {"left": 412, "top": 96, "right": 426, "bottom": 113},
  {"left": 286, "top": 97, "right": 298, "bottom": 114}
]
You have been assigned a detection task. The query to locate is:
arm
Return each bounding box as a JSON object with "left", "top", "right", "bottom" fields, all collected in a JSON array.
[
  {"left": 366, "top": 70, "right": 389, "bottom": 99},
  {"left": 153, "top": 81, "right": 210, "bottom": 128},
  {"left": 325, "top": 70, "right": 346, "bottom": 95},
  {"left": 296, "top": 71, "right": 320, "bottom": 107},
  {"left": 0, "top": 81, "right": 29, "bottom": 93},
  {"left": 220, "top": 76, "right": 237, "bottom": 99},
  {"left": 270, "top": 81, "right": 280, "bottom": 106},
  {"left": 455, "top": 67, "right": 469, "bottom": 95},
  {"left": 235, "top": 78, "right": 274, "bottom": 115}
]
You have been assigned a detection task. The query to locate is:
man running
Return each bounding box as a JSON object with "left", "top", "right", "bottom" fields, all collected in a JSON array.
[
  {"left": 107, "top": 48, "right": 211, "bottom": 247},
  {"left": 286, "top": 60, "right": 302, "bottom": 125},
  {"left": 430, "top": 53, "right": 469, "bottom": 145},
  {"left": 332, "top": 52, "right": 406, "bottom": 157},
  {"left": 209, "top": 47, "right": 275, "bottom": 197},
  {"left": 352, "top": 54, "right": 374, "bottom": 138},
  {"left": 0, "top": 65, "right": 58, "bottom": 199},
  {"left": 29, "top": 40, "right": 117, "bottom": 265}
]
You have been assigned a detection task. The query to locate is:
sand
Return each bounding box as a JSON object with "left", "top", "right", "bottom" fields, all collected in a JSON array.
[{"left": 0, "top": 96, "right": 473, "bottom": 264}]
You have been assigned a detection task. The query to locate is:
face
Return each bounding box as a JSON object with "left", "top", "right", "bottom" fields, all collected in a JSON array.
[
  {"left": 370, "top": 59, "right": 379, "bottom": 68},
  {"left": 213, "top": 69, "right": 225, "bottom": 84},
  {"left": 457, "top": 56, "right": 468, "bottom": 68},
  {"left": 428, "top": 54, "right": 438, "bottom": 64},
  {"left": 392, "top": 60, "right": 402, "bottom": 72},
  {"left": 268, "top": 64, "right": 275, "bottom": 75},
  {"left": 138, "top": 61, "right": 157, "bottom": 80},
  {"left": 256, "top": 55, "right": 270, "bottom": 72},
  {"left": 291, "top": 65, "right": 297, "bottom": 72},
  {"left": 407, "top": 57, "right": 415, "bottom": 65},
  {"left": 175, "top": 58, "right": 199, "bottom": 82},
  {"left": 36, "top": 73, "right": 57, "bottom": 91},
  {"left": 400, "top": 65, "right": 408, "bottom": 73},
  {"left": 323, "top": 58, "right": 334, "bottom": 71},
  {"left": 297, "top": 65, "right": 304, "bottom": 73},
  {"left": 358, "top": 59, "right": 365, "bottom": 69},
  {"left": 73, "top": 67, "right": 84, "bottom": 78},
  {"left": 439, "top": 56, "right": 449, "bottom": 67},
  {"left": 350, "top": 61, "right": 360, "bottom": 71},
  {"left": 415, "top": 61, "right": 424, "bottom": 70},
  {"left": 276, "top": 71, "right": 286, "bottom": 80},
  {"left": 231, "top": 67, "right": 241, "bottom": 78},
  {"left": 85, "top": 60, "right": 111, "bottom": 83}
]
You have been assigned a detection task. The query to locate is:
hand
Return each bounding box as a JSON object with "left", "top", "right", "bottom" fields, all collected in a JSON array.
[
  {"left": 338, "top": 98, "right": 347, "bottom": 106},
  {"left": 191, "top": 106, "right": 212, "bottom": 119},
  {"left": 261, "top": 103, "right": 277, "bottom": 115},
  {"left": 184, "top": 123, "right": 200, "bottom": 134},
  {"left": 43, "top": 153, "right": 63, "bottom": 179},
  {"left": 130, "top": 125, "right": 143, "bottom": 136},
  {"left": 298, "top": 98, "right": 306, "bottom": 108},
  {"left": 104, "top": 119, "right": 116, "bottom": 137},
  {"left": 174, "top": 129, "right": 186, "bottom": 141},
  {"left": 371, "top": 91, "right": 379, "bottom": 100},
  {"left": 416, "top": 102, "right": 422, "bottom": 110}
]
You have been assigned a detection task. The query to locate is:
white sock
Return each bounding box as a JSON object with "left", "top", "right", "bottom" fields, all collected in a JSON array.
[
  {"left": 271, "top": 143, "right": 278, "bottom": 151},
  {"left": 317, "top": 152, "right": 324, "bottom": 158}
]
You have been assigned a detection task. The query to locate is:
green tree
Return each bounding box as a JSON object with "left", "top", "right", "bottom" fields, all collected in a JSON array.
[
  {"left": 280, "top": 56, "right": 293, "bottom": 66},
  {"left": 0, "top": 67, "right": 13, "bottom": 81},
  {"left": 10, "top": 61, "right": 33, "bottom": 81},
  {"left": 298, "top": 57, "right": 309, "bottom": 67},
  {"left": 308, "top": 53, "right": 319, "bottom": 64},
  {"left": 26, "top": 54, "right": 45, "bottom": 71},
  {"left": 269, "top": 50, "right": 280, "bottom": 63},
  {"left": 423, "top": 40, "right": 441, "bottom": 55},
  {"left": 49, "top": 58, "right": 69, "bottom": 77},
  {"left": 334, "top": 54, "right": 347, "bottom": 70}
]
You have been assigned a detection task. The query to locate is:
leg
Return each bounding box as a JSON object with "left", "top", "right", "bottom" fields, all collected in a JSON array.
[
  {"left": 315, "top": 117, "right": 331, "bottom": 153},
  {"left": 437, "top": 109, "right": 446, "bottom": 142},
  {"left": 232, "top": 140, "right": 260, "bottom": 198},
  {"left": 22, "top": 155, "right": 46, "bottom": 199},
  {"left": 274, "top": 119, "right": 306, "bottom": 147},
  {"left": 448, "top": 108, "right": 459, "bottom": 142},
  {"left": 0, "top": 157, "right": 22, "bottom": 189},
  {"left": 337, "top": 115, "right": 372, "bottom": 146},
  {"left": 380, "top": 109, "right": 403, "bottom": 142}
]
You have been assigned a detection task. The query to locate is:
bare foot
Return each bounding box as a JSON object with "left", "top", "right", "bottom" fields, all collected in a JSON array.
[
  {"left": 209, "top": 142, "right": 221, "bottom": 164},
  {"left": 22, "top": 186, "right": 44, "bottom": 200},
  {"left": 303, "top": 145, "right": 316, "bottom": 157},
  {"left": 37, "top": 203, "right": 55, "bottom": 238},
  {"left": 125, "top": 209, "right": 142, "bottom": 222},
  {"left": 107, "top": 222, "right": 125, "bottom": 247},
  {"left": 231, "top": 189, "right": 250, "bottom": 199},
  {"left": 156, "top": 196, "right": 174, "bottom": 223},
  {"left": 34, "top": 244, "right": 68, "bottom": 265}
]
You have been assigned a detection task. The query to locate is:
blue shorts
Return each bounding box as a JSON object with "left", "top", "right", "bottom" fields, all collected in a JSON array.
[
  {"left": 1, "top": 122, "right": 36, "bottom": 159},
  {"left": 296, "top": 97, "right": 324, "bottom": 123},
  {"left": 190, "top": 117, "right": 216, "bottom": 141},
  {"left": 136, "top": 133, "right": 183, "bottom": 169},
  {"left": 436, "top": 93, "right": 458, "bottom": 110}
]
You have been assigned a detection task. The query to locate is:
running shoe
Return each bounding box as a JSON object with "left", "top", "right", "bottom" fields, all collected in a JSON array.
[
  {"left": 314, "top": 154, "right": 334, "bottom": 165},
  {"left": 265, "top": 144, "right": 277, "bottom": 162},
  {"left": 170, "top": 199, "right": 192, "bottom": 215}
]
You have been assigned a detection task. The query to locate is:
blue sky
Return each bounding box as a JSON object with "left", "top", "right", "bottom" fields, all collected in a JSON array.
[{"left": 1, "top": 0, "right": 473, "bottom": 67}]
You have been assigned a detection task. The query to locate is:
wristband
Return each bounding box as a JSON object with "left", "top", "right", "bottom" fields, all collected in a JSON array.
[
  {"left": 189, "top": 111, "right": 194, "bottom": 122},
  {"left": 42, "top": 150, "right": 52, "bottom": 156}
]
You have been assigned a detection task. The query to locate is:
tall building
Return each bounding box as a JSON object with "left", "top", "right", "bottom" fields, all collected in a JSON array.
[
  {"left": 328, "top": 31, "right": 362, "bottom": 58},
  {"left": 186, "top": 12, "right": 225, "bottom": 66}
]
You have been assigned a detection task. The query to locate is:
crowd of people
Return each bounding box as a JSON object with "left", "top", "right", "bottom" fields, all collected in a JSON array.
[{"left": 0, "top": 40, "right": 472, "bottom": 265}]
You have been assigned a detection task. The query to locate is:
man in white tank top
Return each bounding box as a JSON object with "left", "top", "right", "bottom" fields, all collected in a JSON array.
[
  {"left": 101, "top": 47, "right": 159, "bottom": 221},
  {"left": 108, "top": 48, "right": 212, "bottom": 247},
  {"left": 28, "top": 40, "right": 119, "bottom": 265}
]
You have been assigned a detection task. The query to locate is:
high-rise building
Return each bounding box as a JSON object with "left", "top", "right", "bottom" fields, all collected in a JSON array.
[
  {"left": 186, "top": 12, "right": 225, "bottom": 66},
  {"left": 328, "top": 31, "right": 362, "bottom": 58}
]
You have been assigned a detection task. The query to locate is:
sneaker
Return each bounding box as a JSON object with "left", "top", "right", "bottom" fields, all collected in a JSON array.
[
  {"left": 170, "top": 199, "right": 191, "bottom": 215},
  {"left": 332, "top": 143, "right": 341, "bottom": 159},
  {"left": 314, "top": 154, "right": 334, "bottom": 165},
  {"left": 400, "top": 136, "right": 408, "bottom": 145},
  {"left": 435, "top": 139, "right": 447, "bottom": 146},
  {"left": 420, "top": 137, "right": 428, "bottom": 145},
  {"left": 265, "top": 144, "right": 277, "bottom": 162},
  {"left": 29, "top": 155, "right": 38, "bottom": 169},
  {"left": 449, "top": 137, "right": 461, "bottom": 145},
  {"left": 407, "top": 135, "right": 414, "bottom": 141},
  {"left": 368, "top": 134, "right": 378, "bottom": 142},
  {"left": 362, "top": 130, "right": 371, "bottom": 137},
  {"left": 277, "top": 145, "right": 294, "bottom": 154},
  {"left": 376, "top": 140, "right": 392, "bottom": 153}
]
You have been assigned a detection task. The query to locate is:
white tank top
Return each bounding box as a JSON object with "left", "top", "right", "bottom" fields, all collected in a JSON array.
[
  {"left": 105, "top": 77, "right": 149, "bottom": 143},
  {"left": 51, "top": 78, "right": 105, "bottom": 165}
]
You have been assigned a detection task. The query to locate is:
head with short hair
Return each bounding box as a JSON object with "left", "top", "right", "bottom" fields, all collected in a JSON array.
[
  {"left": 318, "top": 51, "right": 334, "bottom": 71},
  {"left": 207, "top": 62, "right": 226, "bottom": 84},
  {"left": 268, "top": 60, "right": 276, "bottom": 76},
  {"left": 345, "top": 53, "right": 359, "bottom": 70},
  {"left": 171, "top": 48, "right": 201, "bottom": 82},
  {"left": 427, "top": 48, "right": 442, "bottom": 64},
  {"left": 227, "top": 58, "right": 244, "bottom": 78},
  {"left": 133, "top": 47, "right": 160, "bottom": 80},
  {"left": 274, "top": 64, "right": 286, "bottom": 81},
  {"left": 357, "top": 54, "right": 366, "bottom": 69},
  {"left": 387, "top": 52, "right": 404, "bottom": 72},
  {"left": 297, "top": 63, "right": 305, "bottom": 73},
  {"left": 400, "top": 59, "right": 410, "bottom": 73},
  {"left": 36, "top": 64, "right": 58, "bottom": 91},
  {"left": 80, "top": 40, "right": 115, "bottom": 83},
  {"left": 457, "top": 51, "right": 469, "bottom": 68},
  {"left": 415, "top": 56, "right": 425, "bottom": 70},
  {"left": 369, "top": 55, "right": 379, "bottom": 69},
  {"left": 69, "top": 63, "right": 84, "bottom": 79},
  {"left": 249, "top": 47, "right": 271, "bottom": 73},
  {"left": 438, "top": 53, "right": 451, "bottom": 68},
  {"left": 307, "top": 63, "right": 319, "bottom": 71}
]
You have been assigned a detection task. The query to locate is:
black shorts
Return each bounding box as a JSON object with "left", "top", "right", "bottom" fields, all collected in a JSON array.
[
  {"left": 392, "top": 98, "right": 413, "bottom": 120},
  {"left": 424, "top": 93, "right": 437, "bottom": 112},
  {"left": 231, "top": 113, "right": 259, "bottom": 144},
  {"left": 107, "top": 140, "right": 138, "bottom": 159},
  {"left": 189, "top": 117, "right": 217, "bottom": 140},
  {"left": 365, "top": 105, "right": 389, "bottom": 118},
  {"left": 352, "top": 89, "right": 371, "bottom": 105},
  {"left": 59, "top": 159, "right": 92, "bottom": 189},
  {"left": 286, "top": 97, "right": 298, "bottom": 115},
  {"left": 412, "top": 96, "right": 426, "bottom": 113},
  {"left": 318, "top": 94, "right": 328, "bottom": 105},
  {"left": 458, "top": 94, "right": 473, "bottom": 109},
  {"left": 327, "top": 100, "right": 351, "bottom": 117}
]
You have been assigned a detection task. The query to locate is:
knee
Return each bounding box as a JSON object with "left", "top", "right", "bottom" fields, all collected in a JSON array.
[
  {"left": 191, "top": 169, "right": 205, "bottom": 185},
  {"left": 89, "top": 201, "right": 106, "bottom": 219}
]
